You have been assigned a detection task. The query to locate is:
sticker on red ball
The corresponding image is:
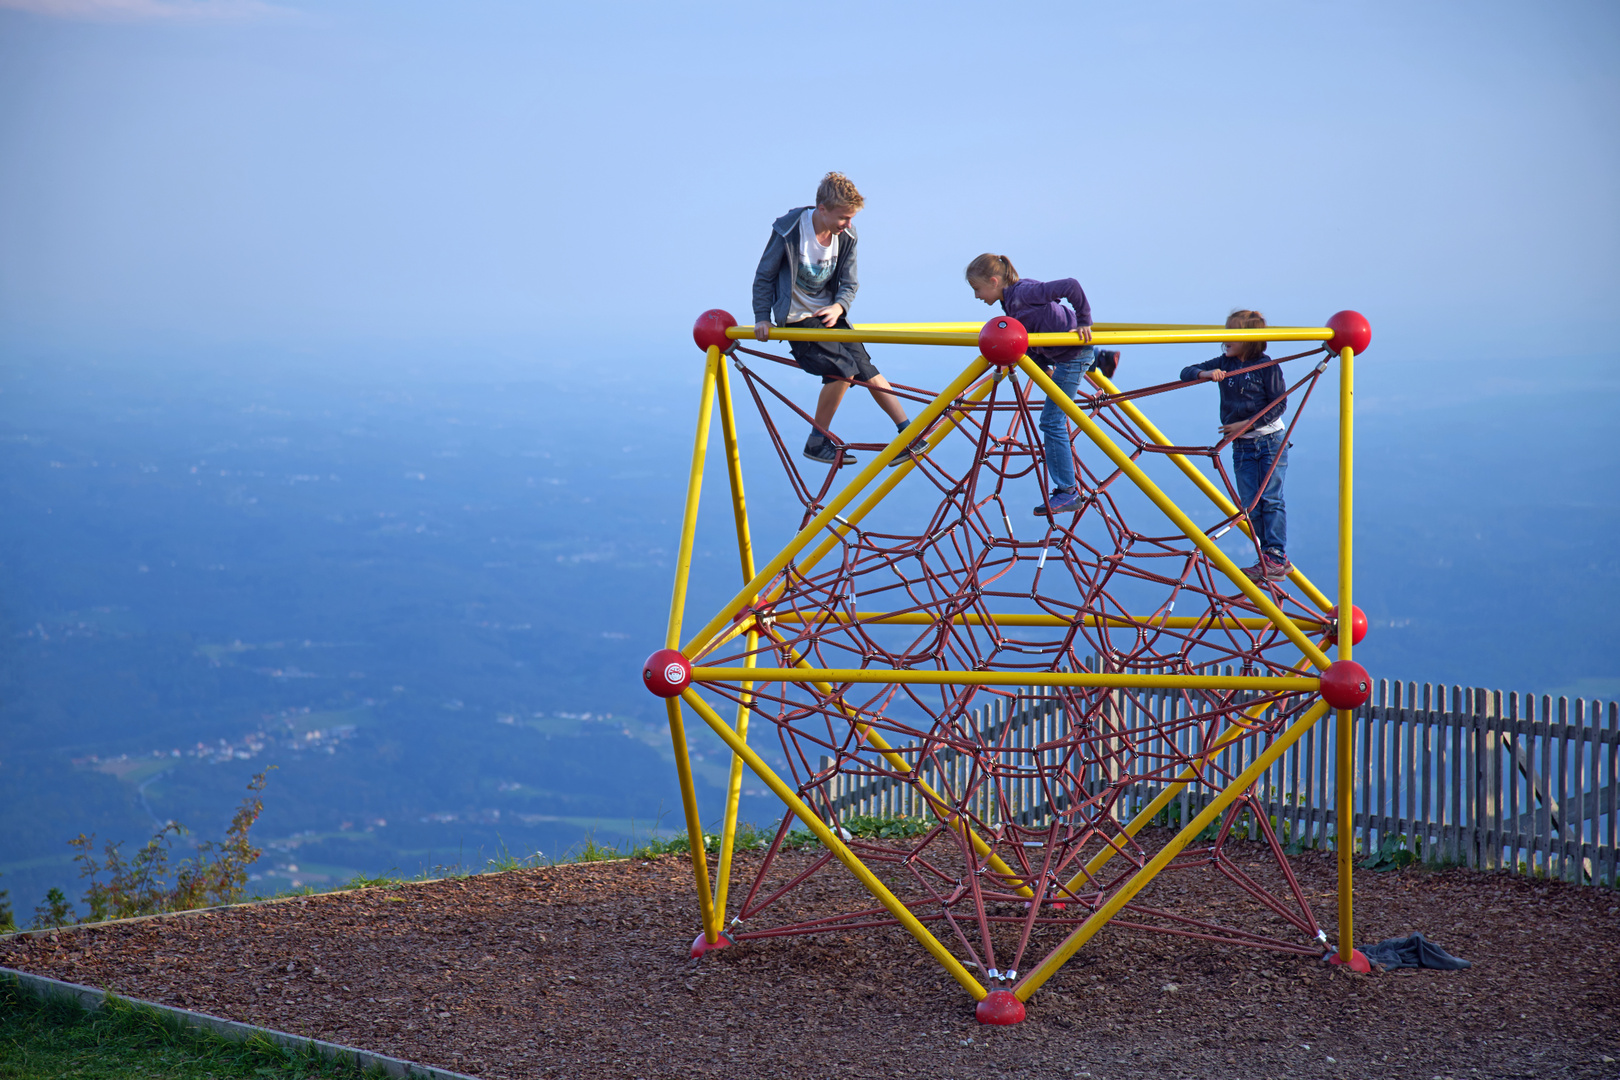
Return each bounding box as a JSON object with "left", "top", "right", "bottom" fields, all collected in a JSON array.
[{"left": 642, "top": 648, "right": 692, "bottom": 697}]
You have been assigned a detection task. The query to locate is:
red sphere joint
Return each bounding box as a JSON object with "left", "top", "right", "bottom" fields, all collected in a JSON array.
[
  {"left": 978, "top": 316, "right": 1029, "bottom": 368},
  {"left": 693, "top": 308, "right": 738, "bottom": 354},
  {"left": 1327, "top": 948, "right": 1372, "bottom": 974},
  {"left": 1320, "top": 660, "right": 1372, "bottom": 710},
  {"left": 975, "top": 989, "right": 1026, "bottom": 1025},
  {"left": 1322, "top": 604, "right": 1368, "bottom": 647},
  {"left": 1325, "top": 310, "right": 1371, "bottom": 356},
  {"left": 689, "top": 931, "right": 733, "bottom": 959},
  {"left": 643, "top": 648, "right": 692, "bottom": 698}
]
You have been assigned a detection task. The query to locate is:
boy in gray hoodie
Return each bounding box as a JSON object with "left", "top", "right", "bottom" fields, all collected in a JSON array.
[{"left": 751, "top": 172, "right": 914, "bottom": 466}]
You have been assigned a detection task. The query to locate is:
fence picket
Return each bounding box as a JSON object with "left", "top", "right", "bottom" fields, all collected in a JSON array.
[{"left": 1603, "top": 701, "right": 1617, "bottom": 885}]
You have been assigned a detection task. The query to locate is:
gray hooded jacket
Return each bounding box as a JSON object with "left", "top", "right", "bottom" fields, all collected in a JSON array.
[{"left": 751, "top": 207, "right": 859, "bottom": 326}]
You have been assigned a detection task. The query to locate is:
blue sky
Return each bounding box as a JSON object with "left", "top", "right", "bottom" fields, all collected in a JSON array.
[{"left": 1, "top": 0, "right": 1616, "bottom": 370}]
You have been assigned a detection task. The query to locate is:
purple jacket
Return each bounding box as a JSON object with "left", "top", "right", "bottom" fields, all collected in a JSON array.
[{"left": 1001, "top": 277, "right": 1092, "bottom": 366}]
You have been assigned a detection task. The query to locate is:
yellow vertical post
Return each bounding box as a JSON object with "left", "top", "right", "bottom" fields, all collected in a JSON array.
[
  {"left": 1335, "top": 343, "right": 1355, "bottom": 963},
  {"left": 712, "top": 358, "right": 757, "bottom": 922},
  {"left": 668, "top": 346, "right": 721, "bottom": 942}
]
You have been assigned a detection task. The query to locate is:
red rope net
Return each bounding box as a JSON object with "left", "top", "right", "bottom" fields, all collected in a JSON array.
[{"left": 692, "top": 342, "right": 1340, "bottom": 983}]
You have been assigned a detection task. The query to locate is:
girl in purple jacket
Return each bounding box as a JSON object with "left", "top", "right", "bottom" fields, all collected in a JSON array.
[{"left": 965, "top": 254, "right": 1119, "bottom": 516}]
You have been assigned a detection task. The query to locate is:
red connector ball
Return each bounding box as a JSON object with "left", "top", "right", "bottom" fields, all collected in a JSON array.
[
  {"left": 978, "top": 316, "right": 1029, "bottom": 368},
  {"left": 1325, "top": 310, "right": 1371, "bottom": 356},
  {"left": 975, "top": 989, "right": 1026, "bottom": 1025},
  {"left": 1320, "top": 660, "right": 1372, "bottom": 710},
  {"left": 693, "top": 309, "right": 738, "bottom": 354},
  {"left": 643, "top": 648, "right": 692, "bottom": 698},
  {"left": 1321, "top": 604, "right": 1368, "bottom": 647},
  {"left": 1327, "top": 948, "right": 1372, "bottom": 973},
  {"left": 689, "top": 931, "right": 733, "bottom": 959}
]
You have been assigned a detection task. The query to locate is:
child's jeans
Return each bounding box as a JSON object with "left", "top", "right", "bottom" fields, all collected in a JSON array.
[
  {"left": 1039, "top": 347, "right": 1096, "bottom": 493},
  {"left": 1232, "top": 430, "right": 1288, "bottom": 558}
]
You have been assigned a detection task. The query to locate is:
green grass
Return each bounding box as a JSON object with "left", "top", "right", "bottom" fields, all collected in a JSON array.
[{"left": 0, "top": 978, "right": 389, "bottom": 1079}]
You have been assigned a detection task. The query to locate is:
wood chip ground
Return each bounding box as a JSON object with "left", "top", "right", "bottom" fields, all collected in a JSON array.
[{"left": 3, "top": 837, "right": 1616, "bottom": 1080}]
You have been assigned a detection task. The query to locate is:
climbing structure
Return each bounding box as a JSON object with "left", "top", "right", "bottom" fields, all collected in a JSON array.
[{"left": 643, "top": 310, "right": 1373, "bottom": 1022}]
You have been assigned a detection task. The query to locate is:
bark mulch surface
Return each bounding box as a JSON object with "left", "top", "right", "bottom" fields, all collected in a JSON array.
[{"left": 1, "top": 838, "right": 1616, "bottom": 1080}]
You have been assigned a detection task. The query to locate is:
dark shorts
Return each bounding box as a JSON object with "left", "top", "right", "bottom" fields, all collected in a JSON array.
[{"left": 785, "top": 317, "right": 880, "bottom": 385}]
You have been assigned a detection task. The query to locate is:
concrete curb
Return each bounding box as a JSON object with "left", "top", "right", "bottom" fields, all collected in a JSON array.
[{"left": 1, "top": 966, "right": 479, "bottom": 1080}]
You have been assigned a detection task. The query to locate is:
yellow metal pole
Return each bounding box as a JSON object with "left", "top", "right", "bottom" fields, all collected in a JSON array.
[
  {"left": 690, "top": 667, "right": 1317, "bottom": 693},
  {"left": 668, "top": 350, "right": 719, "bottom": 650},
  {"left": 1086, "top": 368, "right": 1334, "bottom": 613},
  {"left": 730, "top": 325, "right": 1331, "bottom": 349},
  {"left": 1335, "top": 343, "right": 1356, "bottom": 964},
  {"left": 680, "top": 687, "right": 989, "bottom": 1001},
  {"left": 1020, "top": 357, "right": 1332, "bottom": 670},
  {"left": 1015, "top": 699, "right": 1333, "bottom": 1001},
  {"left": 680, "top": 357, "right": 990, "bottom": 659},
  {"left": 666, "top": 697, "right": 718, "bottom": 939},
  {"left": 770, "top": 611, "right": 1327, "bottom": 632},
  {"left": 713, "top": 359, "right": 758, "bottom": 922},
  {"left": 666, "top": 346, "right": 721, "bottom": 941},
  {"left": 855, "top": 321, "right": 1228, "bottom": 333}
]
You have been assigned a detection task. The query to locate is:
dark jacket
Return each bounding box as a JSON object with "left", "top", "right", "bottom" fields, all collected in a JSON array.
[
  {"left": 752, "top": 207, "right": 859, "bottom": 326},
  {"left": 1000, "top": 277, "right": 1092, "bottom": 365},
  {"left": 1179, "top": 352, "right": 1287, "bottom": 430}
]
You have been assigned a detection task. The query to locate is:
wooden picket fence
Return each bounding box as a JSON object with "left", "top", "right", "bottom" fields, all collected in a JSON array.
[{"left": 817, "top": 665, "right": 1620, "bottom": 888}]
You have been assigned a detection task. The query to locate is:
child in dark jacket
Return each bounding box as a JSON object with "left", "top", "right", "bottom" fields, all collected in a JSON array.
[
  {"left": 965, "top": 254, "right": 1120, "bottom": 516},
  {"left": 1179, "top": 309, "right": 1292, "bottom": 584},
  {"left": 751, "top": 172, "right": 916, "bottom": 467}
]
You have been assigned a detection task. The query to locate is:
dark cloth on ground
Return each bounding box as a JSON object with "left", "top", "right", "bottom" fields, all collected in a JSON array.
[
  {"left": 1360, "top": 932, "right": 1471, "bottom": 972},
  {"left": 786, "top": 317, "right": 879, "bottom": 384}
]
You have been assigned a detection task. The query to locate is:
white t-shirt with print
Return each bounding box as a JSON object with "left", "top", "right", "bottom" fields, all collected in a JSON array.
[{"left": 786, "top": 207, "right": 839, "bottom": 322}]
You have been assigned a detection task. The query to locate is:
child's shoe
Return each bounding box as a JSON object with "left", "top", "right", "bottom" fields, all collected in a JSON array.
[
  {"left": 1094, "top": 350, "right": 1121, "bottom": 380},
  {"left": 1034, "top": 488, "right": 1085, "bottom": 516},
  {"left": 1263, "top": 552, "right": 1293, "bottom": 581},
  {"left": 887, "top": 433, "right": 929, "bottom": 467},
  {"left": 803, "top": 435, "right": 856, "bottom": 466},
  {"left": 1241, "top": 552, "right": 1292, "bottom": 584}
]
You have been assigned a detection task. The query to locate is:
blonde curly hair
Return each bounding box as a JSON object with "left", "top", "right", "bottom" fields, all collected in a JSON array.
[{"left": 816, "top": 171, "right": 865, "bottom": 211}]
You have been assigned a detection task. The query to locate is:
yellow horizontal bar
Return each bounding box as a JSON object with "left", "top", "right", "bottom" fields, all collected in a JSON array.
[
  {"left": 769, "top": 611, "right": 1327, "bottom": 632},
  {"left": 854, "top": 322, "right": 1227, "bottom": 333},
  {"left": 729, "top": 326, "right": 1331, "bottom": 349},
  {"left": 691, "top": 667, "right": 1317, "bottom": 692}
]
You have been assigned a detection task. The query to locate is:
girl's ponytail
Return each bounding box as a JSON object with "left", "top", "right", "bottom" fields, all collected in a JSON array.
[{"left": 965, "top": 253, "right": 1020, "bottom": 285}]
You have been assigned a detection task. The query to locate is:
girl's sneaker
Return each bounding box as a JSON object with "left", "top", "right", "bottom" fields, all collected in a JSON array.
[
  {"left": 1094, "top": 350, "right": 1121, "bottom": 380},
  {"left": 804, "top": 436, "right": 856, "bottom": 466},
  {"left": 1034, "top": 488, "right": 1085, "bottom": 516},
  {"left": 1241, "top": 553, "right": 1292, "bottom": 583}
]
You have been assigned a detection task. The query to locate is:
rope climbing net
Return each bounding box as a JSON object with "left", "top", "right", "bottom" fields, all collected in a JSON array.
[{"left": 645, "top": 309, "right": 1374, "bottom": 1023}]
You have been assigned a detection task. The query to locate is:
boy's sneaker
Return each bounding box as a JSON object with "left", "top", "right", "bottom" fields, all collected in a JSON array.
[
  {"left": 1034, "top": 488, "right": 1085, "bottom": 516},
  {"left": 887, "top": 434, "right": 929, "bottom": 467},
  {"left": 1094, "top": 349, "right": 1121, "bottom": 380},
  {"left": 803, "top": 436, "right": 856, "bottom": 466},
  {"left": 1241, "top": 553, "right": 1292, "bottom": 584}
]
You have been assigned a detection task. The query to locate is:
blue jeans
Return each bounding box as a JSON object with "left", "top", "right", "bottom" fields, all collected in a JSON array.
[
  {"left": 1039, "top": 347, "right": 1095, "bottom": 493},
  {"left": 1232, "top": 430, "right": 1288, "bottom": 558}
]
